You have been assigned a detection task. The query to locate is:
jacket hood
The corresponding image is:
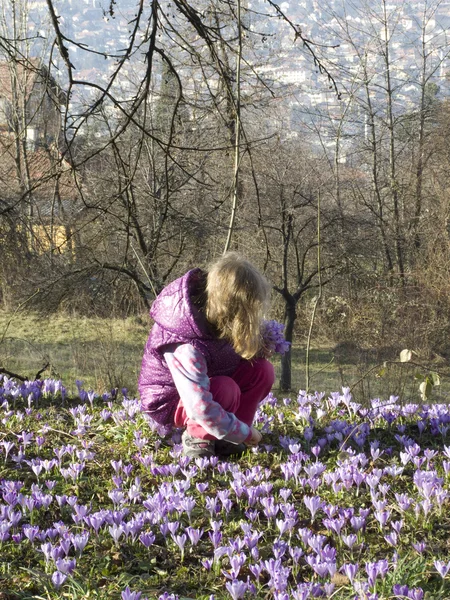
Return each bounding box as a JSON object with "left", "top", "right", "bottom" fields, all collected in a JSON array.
[{"left": 149, "top": 268, "right": 210, "bottom": 339}]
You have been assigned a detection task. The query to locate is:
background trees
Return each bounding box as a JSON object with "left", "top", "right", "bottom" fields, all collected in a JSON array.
[{"left": 1, "top": 0, "right": 450, "bottom": 387}]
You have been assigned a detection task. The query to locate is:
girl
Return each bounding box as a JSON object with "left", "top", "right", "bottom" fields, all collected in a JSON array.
[{"left": 138, "top": 252, "right": 275, "bottom": 457}]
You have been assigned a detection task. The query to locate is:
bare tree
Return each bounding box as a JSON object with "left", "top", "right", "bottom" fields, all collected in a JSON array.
[{"left": 238, "top": 135, "right": 341, "bottom": 390}]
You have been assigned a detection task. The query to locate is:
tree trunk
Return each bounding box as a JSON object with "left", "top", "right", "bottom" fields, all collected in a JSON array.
[{"left": 280, "top": 296, "right": 296, "bottom": 391}]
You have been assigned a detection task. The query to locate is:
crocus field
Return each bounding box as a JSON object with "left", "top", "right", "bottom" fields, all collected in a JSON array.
[{"left": 2, "top": 377, "right": 450, "bottom": 600}]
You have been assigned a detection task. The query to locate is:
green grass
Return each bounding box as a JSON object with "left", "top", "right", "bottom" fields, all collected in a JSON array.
[
  {"left": 0, "top": 311, "right": 150, "bottom": 395},
  {"left": 1, "top": 311, "right": 448, "bottom": 405},
  {"left": 1, "top": 312, "right": 338, "bottom": 397},
  {"left": 276, "top": 347, "right": 450, "bottom": 405}
]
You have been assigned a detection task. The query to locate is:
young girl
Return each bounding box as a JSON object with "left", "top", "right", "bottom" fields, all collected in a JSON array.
[{"left": 138, "top": 252, "right": 275, "bottom": 458}]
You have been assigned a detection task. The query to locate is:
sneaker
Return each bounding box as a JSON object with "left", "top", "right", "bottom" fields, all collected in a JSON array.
[
  {"left": 182, "top": 431, "right": 215, "bottom": 458},
  {"left": 215, "top": 439, "right": 246, "bottom": 457}
]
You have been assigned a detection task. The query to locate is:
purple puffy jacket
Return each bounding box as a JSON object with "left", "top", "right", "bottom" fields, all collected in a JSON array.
[{"left": 138, "top": 268, "right": 242, "bottom": 425}]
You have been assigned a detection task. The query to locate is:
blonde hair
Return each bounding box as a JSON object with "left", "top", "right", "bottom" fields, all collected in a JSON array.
[{"left": 205, "top": 252, "right": 270, "bottom": 359}]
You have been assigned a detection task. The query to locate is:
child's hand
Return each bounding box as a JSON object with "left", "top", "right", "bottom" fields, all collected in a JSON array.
[{"left": 245, "top": 426, "right": 262, "bottom": 447}]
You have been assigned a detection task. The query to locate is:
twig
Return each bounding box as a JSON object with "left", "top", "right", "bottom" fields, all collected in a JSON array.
[
  {"left": 0, "top": 367, "right": 27, "bottom": 381},
  {"left": 349, "top": 363, "right": 387, "bottom": 393},
  {"left": 40, "top": 426, "right": 78, "bottom": 439},
  {"left": 224, "top": 0, "right": 243, "bottom": 254},
  {"left": 0, "top": 361, "right": 50, "bottom": 382},
  {"left": 0, "top": 289, "right": 40, "bottom": 347},
  {"left": 349, "top": 359, "right": 443, "bottom": 394},
  {"left": 305, "top": 191, "right": 322, "bottom": 391},
  {"left": 308, "top": 356, "right": 335, "bottom": 383},
  {"left": 130, "top": 243, "right": 159, "bottom": 299},
  {"left": 34, "top": 362, "right": 50, "bottom": 380}
]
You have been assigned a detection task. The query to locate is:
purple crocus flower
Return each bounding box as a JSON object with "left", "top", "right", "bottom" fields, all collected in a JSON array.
[
  {"left": 18, "top": 431, "right": 33, "bottom": 446},
  {"left": 100, "top": 409, "right": 112, "bottom": 421},
  {"left": 230, "top": 537, "right": 245, "bottom": 553},
  {"left": 350, "top": 514, "right": 366, "bottom": 531},
  {"left": 49, "top": 545, "right": 64, "bottom": 563},
  {"left": 273, "top": 539, "right": 288, "bottom": 560},
  {"left": 55, "top": 558, "right": 76, "bottom": 575},
  {"left": 260, "top": 320, "right": 290, "bottom": 355},
  {"left": 320, "top": 544, "right": 336, "bottom": 563},
  {"left": 384, "top": 532, "right": 398, "bottom": 546},
  {"left": 323, "top": 517, "right": 345, "bottom": 536},
  {"left": 11, "top": 533, "right": 23, "bottom": 544},
  {"left": 202, "top": 558, "right": 213, "bottom": 570},
  {"left": 210, "top": 520, "right": 222, "bottom": 531},
  {"left": 408, "top": 589, "right": 424, "bottom": 600},
  {"left": 185, "top": 527, "right": 203, "bottom": 546},
  {"left": 260, "top": 497, "right": 279, "bottom": 519},
  {"left": 108, "top": 524, "right": 124, "bottom": 544},
  {"left": 395, "top": 493, "right": 412, "bottom": 512},
  {"left": 71, "top": 532, "right": 89, "bottom": 554},
  {"left": 215, "top": 546, "right": 232, "bottom": 562},
  {"left": 2, "top": 441, "right": 15, "bottom": 460},
  {"left": 412, "top": 541, "right": 426, "bottom": 553},
  {"left": 172, "top": 533, "right": 187, "bottom": 553},
  {"left": 291, "top": 585, "right": 310, "bottom": 600},
  {"left": 40, "top": 542, "right": 53, "bottom": 562},
  {"left": 248, "top": 562, "right": 262, "bottom": 580},
  {"left": 225, "top": 579, "right": 248, "bottom": 600},
  {"left": 393, "top": 584, "right": 409, "bottom": 598},
  {"left": 205, "top": 496, "right": 220, "bottom": 516},
  {"left": 306, "top": 556, "right": 329, "bottom": 578},
  {"left": 23, "top": 525, "right": 40, "bottom": 542},
  {"left": 366, "top": 562, "right": 380, "bottom": 587},
  {"left": 121, "top": 587, "right": 142, "bottom": 600},
  {"left": 0, "top": 524, "right": 10, "bottom": 543},
  {"left": 167, "top": 522, "right": 179, "bottom": 535},
  {"left": 307, "top": 533, "right": 326, "bottom": 553},
  {"left": 341, "top": 562, "right": 358, "bottom": 583},
  {"left": 342, "top": 534, "right": 357, "bottom": 549},
  {"left": 59, "top": 538, "right": 71, "bottom": 558},
  {"left": 51, "top": 571, "right": 67, "bottom": 588},
  {"left": 228, "top": 553, "right": 246, "bottom": 579},
  {"left": 279, "top": 488, "right": 292, "bottom": 501},
  {"left": 434, "top": 560, "right": 450, "bottom": 578},
  {"left": 289, "top": 546, "right": 304, "bottom": 563},
  {"left": 391, "top": 520, "right": 403, "bottom": 534},
  {"left": 276, "top": 519, "right": 291, "bottom": 536},
  {"left": 303, "top": 496, "right": 323, "bottom": 520},
  {"left": 303, "top": 427, "right": 314, "bottom": 442},
  {"left": 139, "top": 531, "right": 155, "bottom": 548}
]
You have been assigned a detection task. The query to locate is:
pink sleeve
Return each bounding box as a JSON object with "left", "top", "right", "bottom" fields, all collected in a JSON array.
[{"left": 164, "top": 344, "right": 251, "bottom": 444}]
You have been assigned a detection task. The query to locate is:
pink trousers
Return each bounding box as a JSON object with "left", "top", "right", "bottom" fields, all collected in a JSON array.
[{"left": 173, "top": 358, "right": 275, "bottom": 440}]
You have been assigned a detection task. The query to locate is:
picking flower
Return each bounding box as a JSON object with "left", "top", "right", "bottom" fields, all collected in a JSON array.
[{"left": 138, "top": 253, "right": 275, "bottom": 458}]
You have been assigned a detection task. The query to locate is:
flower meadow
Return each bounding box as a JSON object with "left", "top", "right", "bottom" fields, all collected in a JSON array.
[{"left": 2, "top": 377, "right": 450, "bottom": 599}]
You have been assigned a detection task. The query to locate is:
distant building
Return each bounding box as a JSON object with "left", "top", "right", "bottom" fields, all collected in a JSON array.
[
  {"left": 0, "top": 59, "right": 78, "bottom": 255},
  {"left": 0, "top": 58, "right": 66, "bottom": 149},
  {"left": 0, "top": 131, "right": 79, "bottom": 255}
]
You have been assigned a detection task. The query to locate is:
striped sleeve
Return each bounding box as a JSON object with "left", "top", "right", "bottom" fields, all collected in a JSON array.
[{"left": 164, "top": 344, "right": 251, "bottom": 443}]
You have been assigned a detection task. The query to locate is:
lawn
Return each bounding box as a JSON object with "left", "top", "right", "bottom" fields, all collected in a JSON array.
[
  {"left": 0, "top": 311, "right": 347, "bottom": 396},
  {"left": 2, "top": 311, "right": 447, "bottom": 405},
  {"left": 0, "top": 311, "right": 151, "bottom": 395},
  {"left": 1, "top": 376, "right": 450, "bottom": 599}
]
